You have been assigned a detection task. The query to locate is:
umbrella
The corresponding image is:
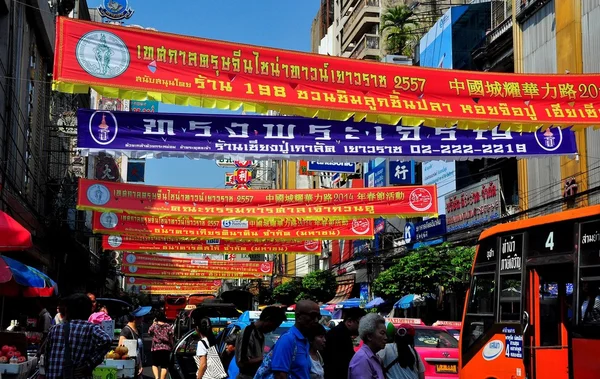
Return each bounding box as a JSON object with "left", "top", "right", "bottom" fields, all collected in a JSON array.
[
  {"left": 0, "top": 256, "right": 58, "bottom": 297},
  {"left": 0, "top": 212, "right": 32, "bottom": 251},
  {"left": 337, "top": 297, "right": 362, "bottom": 309},
  {"left": 365, "top": 297, "right": 386, "bottom": 309},
  {"left": 323, "top": 304, "right": 335, "bottom": 312},
  {"left": 394, "top": 294, "right": 430, "bottom": 309}
]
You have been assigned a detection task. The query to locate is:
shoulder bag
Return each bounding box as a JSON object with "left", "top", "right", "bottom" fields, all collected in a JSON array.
[{"left": 195, "top": 339, "right": 227, "bottom": 379}]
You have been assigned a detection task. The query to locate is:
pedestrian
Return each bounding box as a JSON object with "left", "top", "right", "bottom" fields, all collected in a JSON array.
[
  {"left": 221, "top": 334, "right": 238, "bottom": 378},
  {"left": 42, "top": 293, "right": 112, "bottom": 379},
  {"left": 235, "top": 306, "right": 287, "bottom": 379},
  {"left": 348, "top": 313, "right": 387, "bottom": 379},
  {"left": 87, "top": 293, "right": 98, "bottom": 313},
  {"left": 270, "top": 300, "right": 321, "bottom": 379},
  {"left": 148, "top": 312, "right": 174, "bottom": 379},
  {"left": 36, "top": 299, "right": 53, "bottom": 335},
  {"left": 53, "top": 304, "right": 65, "bottom": 325},
  {"left": 322, "top": 307, "right": 366, "bottom": 379},
  {"left": 378, "top": 323, "right": 425, "bottom": 379},
  {"left": 308, "top": 324, "right": 326, "bottom": 379},
  {"left": 194, "top": 316, "right": 222, "bottom": 379},
  {"left": 119, "top": 313, "right": 146, "bottom": 378}
]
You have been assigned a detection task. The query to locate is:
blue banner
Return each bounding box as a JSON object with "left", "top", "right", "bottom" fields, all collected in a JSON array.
[
  {"left": 77, "top": 109, "right": 577, "bottom": 160},
  {"left": 412, "top": 216, "right": 447, "bottom": 248},
  {"left": 307, "top": 161, "right": 356, "bottom": 173},
  {"left": 130, "top": 100, "right": 159, "bottom": 113},
  {"left": 389, "top": 160, "right": 415, "bottom": 185}
]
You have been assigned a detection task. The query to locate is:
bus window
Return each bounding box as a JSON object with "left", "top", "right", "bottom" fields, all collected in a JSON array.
[
  {"left": 499, "top": 273, "right": 521, "bottom": 322},
  {"left": 579, "top": 281, "right": 600, "bottom": 326},
  {"left": 463, "top": 272, "right": 496, "bottom": 351}
]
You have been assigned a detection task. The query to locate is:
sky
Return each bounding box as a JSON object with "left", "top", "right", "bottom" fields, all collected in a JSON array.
[{"left": 118, "top": 0, "right": 321, "bottom": 188}]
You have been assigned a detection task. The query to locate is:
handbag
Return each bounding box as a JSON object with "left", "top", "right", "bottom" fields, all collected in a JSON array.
[
  {"left": 195, "top": 339, "right": 227, "bottom": 379},
  {"left": 254, "top": 342, "right": 296, "bottom": 379},
  {"left": 62, "top": 322, "right": 74, "bottom": 379}
]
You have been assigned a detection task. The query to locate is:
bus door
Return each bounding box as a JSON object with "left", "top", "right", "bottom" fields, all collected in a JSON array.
[{"left": 524, "top": 263, "right": 571, "bottom": 379}]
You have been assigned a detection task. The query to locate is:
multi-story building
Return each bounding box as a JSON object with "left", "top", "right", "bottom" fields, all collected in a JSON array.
[{"left": 0, "top": 0, "right": 104, "bottom": 294}]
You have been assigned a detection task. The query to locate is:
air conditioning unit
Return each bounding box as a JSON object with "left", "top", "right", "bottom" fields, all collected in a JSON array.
[{"left": 506, "top": 205, "right": 520, "bottom": 215}]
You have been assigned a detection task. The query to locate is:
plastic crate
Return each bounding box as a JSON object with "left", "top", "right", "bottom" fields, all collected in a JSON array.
[{"left": 92, "top": 367, "right": 117, "bottom": 379}]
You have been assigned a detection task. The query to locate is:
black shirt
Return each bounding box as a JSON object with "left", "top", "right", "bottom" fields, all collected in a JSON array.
[{"left": 323, "top": 322, "right": 355, "bottom": 379}]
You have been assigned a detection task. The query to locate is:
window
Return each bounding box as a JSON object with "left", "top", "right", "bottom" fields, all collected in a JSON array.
[
  {"left": 499, "top": 273, "right": 522, "bottom": 322},
  {"left": 463, "top": 272, "right": 496, "bottom": 352},
  {"left": 414, "top": 329, "right": 458, "bottom": 348}
]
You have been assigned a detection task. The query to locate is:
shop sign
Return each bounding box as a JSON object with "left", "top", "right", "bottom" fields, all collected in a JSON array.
[
  {"left": 307, "top": 161, "right": 357, "bottom": 173},
  {"left": 98, "top": 0, "right": 134, "bottom": 20},
  {"left": 412, "top": 215, "right": 447, "bottom": 248},
  {"left": 389, "top": 160, "right": 415, "bottom": 185},
  {"left": 234, "top": 168, "right": 252, "bottom": 184},
  {"left": 444, "top": 176, "right": 501, "bottom": 232},
  {"left": 75, "top": 110, "right": 577, "bottom": 160}
]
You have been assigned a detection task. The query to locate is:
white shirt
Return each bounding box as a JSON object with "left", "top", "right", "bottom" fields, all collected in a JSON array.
[
  {"left": 310, "top": 351, "right": 324, "bottom": 379},
  {"left": 377, "top": 343, "right": 425, "bottom": 379},
  {"left": 196, "top": 337, "right": 210, "bottom": 357}
]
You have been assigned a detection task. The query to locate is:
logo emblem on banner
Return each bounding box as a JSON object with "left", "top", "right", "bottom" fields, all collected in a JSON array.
[
  {"left": 126, "top": 254, "right": 136, "bottom": 264},
  {"left": 100, "top": 212, "right": 118, "bottom": 228},
  {"left": 127, "top": 265, "right": 138, "bottom": 273},
  {"left": 89, "top": 111, "right": 118, "bottom": 146},
  {"left": 534, "top": 127, "right": 564, "bottom": 152},
  {"left": 409, "top": 188, "right": 433, "bottom": 212},
  {"left": 98, "top": 0, "right": 134, "bottom": 20},
  {"left": 76, "top": 31, "right": 130, "bottom": 79},
  {"left": 304, "top": 241, "right": 320, "bottom": 251},
  {"left": 351, "top": 219, "right": 371, "bottom": 235},
  {"left": 108, "top": 235, "right": 123, "bottom": 248},
  {"left": 87, "top": 184, "right": 110, "bottom": 205},
  {"left": 260, "top": 263, "right": 271, "bottom": 273}
]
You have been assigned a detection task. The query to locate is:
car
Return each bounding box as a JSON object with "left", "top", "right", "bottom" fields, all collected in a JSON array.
[
  {"left": 432, "top": 321, "right": 462, "bottom": 341},
  {"left": 387, "top": 318, "right": 459, "bottom": 379}
]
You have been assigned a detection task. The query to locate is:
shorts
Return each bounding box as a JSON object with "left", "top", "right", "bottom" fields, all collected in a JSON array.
[{"left": 152, "top": 349, "right": 171, "bottom": 367}]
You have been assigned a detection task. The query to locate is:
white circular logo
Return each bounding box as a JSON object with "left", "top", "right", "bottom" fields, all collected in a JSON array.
[
  {"left": 260, "top": 263, "right": 271, "bottom": 273},
  {"left": 351, "top": 219, "right": 371, "bottom": 235},
  {"left": 99, "top": 212, "right": 118, "bottom": 229},
  {"left": 108, "top": 235, "right": 123, "bottom": 248},
  {"left": 88, "top": 111, "right": 118, "bottom": 146},
  {"left": 87, "top": 184, "right": 110, "bottom": 205},
  {"left": 127, "top": 265, "right": 138, "bottom": 273},
  {"left": 304, "top": 241, "right": 320, "bottom": 251},
  {"left": 126, "top": 254, "right": 136, "bottom": 264},
  {"left": 482, "top": 340, "right": 504, "bottom": 361},
  {"left": 534, "top": 127, "right": 564, "bottom": 152},
  {"left": 76, "top": 31, "right": 130, "bottom": 79},
  {"left": 408, "top": 188, "right": 433, "bottom": 212}
]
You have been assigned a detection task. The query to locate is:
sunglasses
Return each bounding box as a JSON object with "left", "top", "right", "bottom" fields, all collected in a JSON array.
[{"left": 300, "top": 312, "right": 322, "bottom": 320}]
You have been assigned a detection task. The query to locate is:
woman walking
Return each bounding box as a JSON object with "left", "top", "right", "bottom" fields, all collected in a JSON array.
[
  {"left": 378, "top": 323, "right": 425, "bottom": 379},
  {"left": 149, "top": 312, "right": 174, "bottom": 379},
  {"left": 309, "top": 324, "right": 326, "bottom": 379}
]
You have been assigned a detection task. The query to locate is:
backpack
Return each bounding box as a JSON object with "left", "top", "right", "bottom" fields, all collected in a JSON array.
[{"left": 253, "top": 341, "right": 297, "bottom": 379}]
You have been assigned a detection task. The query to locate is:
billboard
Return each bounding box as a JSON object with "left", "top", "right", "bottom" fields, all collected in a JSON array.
[
  {"left": 422, "top": 161, "right": 456, "bottom": 215},
  {"left": 445, "top": 175, "right": 502, "bottom": 232}
]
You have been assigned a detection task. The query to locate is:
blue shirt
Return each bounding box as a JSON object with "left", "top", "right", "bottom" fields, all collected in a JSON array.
[{"left": 271, "top": 325, "right": 310, "bottom": 379}]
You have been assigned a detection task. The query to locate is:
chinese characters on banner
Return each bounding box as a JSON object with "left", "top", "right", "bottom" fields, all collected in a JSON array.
[
  {"left": 78, "top": 178, "right": 438, "bottom": 218},
  {"left": 102, "top": 235, "right": 323, "bottom": 255},
  {"left": 92, "top": 212, "right": 375, "bottom": 240},
  {"left": 77, "top": 110, "right": 577, "bottom": 160},
  {"left": 55, "top": 17, "right": 600, "bottom": 130}
]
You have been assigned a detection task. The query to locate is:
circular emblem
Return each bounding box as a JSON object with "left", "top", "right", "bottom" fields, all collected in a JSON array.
[
  {"left": 304, "top": 240, "right": 320, "bottom": 251},
  {"left": 482, "top": 340, "right": 504, "bottom": 361},
  {"left": 141, "top": 285, "right": 147, "bottom": 290},
  {"left": 409, "top": 188, "right": 433, "bottom": 212},
  {"left": 89, "top": 111, "right": 119, "bottom": 146},
  {"left": 128, "top": 277, "right": 136, "bottom": 284},
  {"left": 534, "top": 127, "right": 564, "bottom": 152},
  {"left": 108, "top": 235, "right": 123, "bottom": 248},
  {"left": 125, "top": 254, "right": 136, "bottom": 264},
  {"left": 127, "top": 265, "right": 138, "bottom": 273},
  {"left": 260, "top": 263, "right": 271, "bottom": 273},
  {"left": 351, "top": 219, "right": 371, "bottom": 235},
  {"left": 99, "top": 212, "right": 118, "bottom": 229},
  {"left": 87, "top": 184, "right": 110, "bottom": 205},
  {"left": 76, "top": 31, "right": 130, "bottom": 79},
  {"left": 212, "top": 280, "right": 221, "bottom": 286}
]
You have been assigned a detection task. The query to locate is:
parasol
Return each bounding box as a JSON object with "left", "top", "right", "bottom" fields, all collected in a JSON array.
[
  {"left": 0, "top": 212, "right": 32, "bottom": 251},
  {"left": 365, "top": 297, "right": 386, "bottom": 309},
  {"left": 0, "top": 256, "right": 58, "bottom": 297}
]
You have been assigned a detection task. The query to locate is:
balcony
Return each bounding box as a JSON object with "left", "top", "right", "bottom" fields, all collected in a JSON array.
[
  {"left": 487, "top": 16, "right": 512, "bottom": 45},
  {"left": 342, "top": 0, "right": 381, "bottom": 51},
  {"left": 516, "top": 0, "right": 551, "bottom": 22},
  {"left": 350, "top": 34, "right": 380, "bottom": 60},
  {"left": 471, "top": 16, "right": 514, "bottom": 72}
]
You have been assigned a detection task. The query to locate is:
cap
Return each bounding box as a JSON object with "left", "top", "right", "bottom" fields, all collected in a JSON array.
[{"left": 396, "top": 323, "right": 416, "bottom": 337}]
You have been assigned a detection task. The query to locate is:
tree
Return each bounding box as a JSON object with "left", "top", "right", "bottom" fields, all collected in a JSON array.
[
  {"left": 372, "top": 243, "right": 475, "bottom": 300},
  {"left": 297, "top": 270, "right": 337, "bottom": 303},
  {"left": 381, "top": 5, "right": 417, "bottom": 56},
  {"left": 273, "top": 280, "right": 302, "bottom": 305}
]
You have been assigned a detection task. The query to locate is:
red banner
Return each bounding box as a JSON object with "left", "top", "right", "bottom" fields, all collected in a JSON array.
[
  {"left": 78, "top": 179, "right": 437, "bottom": 218},
  {"left": 93, "top": 212, "right": 374, "bottom": 240},
  {"left": 103, "top": 235, "right": 322, "bottom": 255},
  {"left": 125, "top": 277, "right": 222, "bottom": 288},
  {"left": 53, "top": 17, "right": 600, "bottom": 130},
  {"left": 121, "top": 252, "right": 273, "bottom": 275},
  {"left": 121, "top": 265, "right": 269, "bottom": 279}
]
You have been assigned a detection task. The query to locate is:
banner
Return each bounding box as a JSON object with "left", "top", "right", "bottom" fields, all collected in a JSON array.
[
  {"left": 78, "top": 179, "right": 438, "bottom": 218},
  {"left": 93, "top": 212, "right": 374, "bottom": 240},
  {"left": 54, "top": 17, "right": 600, "bottom": 131},
  {"left": 122, "top": 252, "right": 273, "bottom": 275},
  {"left": 125, "top": 276, "right": 222, "bottom": 288},
  {"left": 103, "top": 235, "right": 322, "bottom": 255},
  {"left": 76, "top": 109, "right": 577, "bottom": 160},
  {"left": 445, "top": 176, "right": 501, "bottom": 232},
  {"left": 121, "top": 265, "right": 270, "bottom": 279}
]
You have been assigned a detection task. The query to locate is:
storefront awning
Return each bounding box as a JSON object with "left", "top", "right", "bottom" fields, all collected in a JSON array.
[
  {"left": 328, "top": 273, "right": 356, "bottom": 305},
  {"left": 0, "top": 211, "right": 32, "bottom": 251}
]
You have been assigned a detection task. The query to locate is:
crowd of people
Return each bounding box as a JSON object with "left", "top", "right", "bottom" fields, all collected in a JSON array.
[{"left": 210, "top": 299, "right": 425, "bottom": 379}]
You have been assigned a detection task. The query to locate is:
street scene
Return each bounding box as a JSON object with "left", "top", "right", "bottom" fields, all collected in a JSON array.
[{"left": 0, "top": 0, "right": 599, "bottom": 378}]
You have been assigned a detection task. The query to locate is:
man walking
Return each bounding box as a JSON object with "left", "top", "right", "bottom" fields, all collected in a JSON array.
[
  {"left": 43, "top": 294, "right": 112, "bottom": 379},
  {"left": 322, "top": 307, "right": 366, "bottom": 379},
  {"left": 271, "top": 300, "right": 321, "bottom": 379},
  {"left": 235, "top": 306, "right": 287, "bottom": 379}
]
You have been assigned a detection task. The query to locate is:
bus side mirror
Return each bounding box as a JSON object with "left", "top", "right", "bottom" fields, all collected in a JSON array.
[{"left": 523, "top": 311, "right": 530, "bottom": 335}]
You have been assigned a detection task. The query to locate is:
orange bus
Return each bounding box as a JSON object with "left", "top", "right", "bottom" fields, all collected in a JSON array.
[{"left": 460, "top": 204, "right": 600, "bottom": 379}]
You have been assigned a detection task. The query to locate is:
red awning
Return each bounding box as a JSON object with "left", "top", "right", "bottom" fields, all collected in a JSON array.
[
  {"left": 328, "top": 283, "right": 353, "bottom": 304},
  {"left": 0, "top": 211, "right": 32, "bottom": 251}
]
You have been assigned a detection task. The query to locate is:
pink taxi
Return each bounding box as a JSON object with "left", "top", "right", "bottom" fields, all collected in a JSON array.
[
  {"left": 386, "top": 318, "right": 459, "bottom": 379},
  {"left": 432, "top": 320, "right": 461, "bottom": 342}
]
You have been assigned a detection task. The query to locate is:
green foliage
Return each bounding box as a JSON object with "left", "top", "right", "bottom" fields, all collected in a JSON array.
[
  {"left": 273, "top": 270, "right": 337, "bottom": 304},
  {"left": 372, "top": 243, "right": 475, "bottom": 300},
  {"left": 381, "top": 5, "right": 417, "bottom": 56}
]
